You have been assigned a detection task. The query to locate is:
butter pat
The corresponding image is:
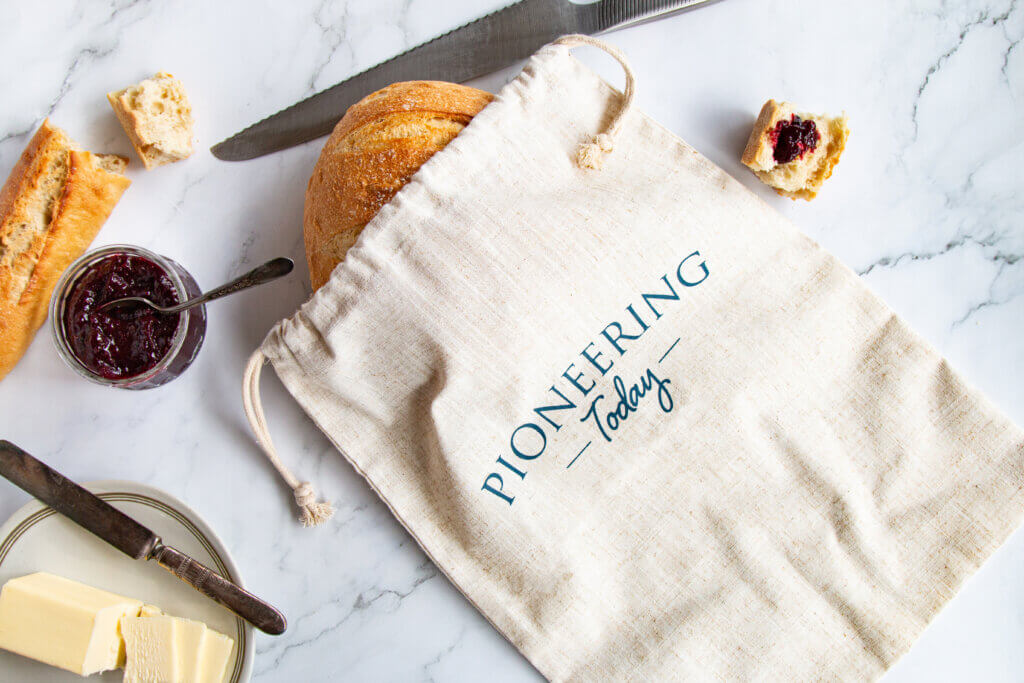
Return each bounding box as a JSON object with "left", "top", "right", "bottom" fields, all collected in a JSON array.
[
  {"left": 196, "top": 628, "right": 234, "bottom": 683},
  {"left": 123, "top": 615, "right": 181, "bottom": 682},
  {"left": 139, "top": 604, "right": 165, "bottom": 617},
  {"left": 123, "top": 613, "right": 235, "bottom": 683},
  {"left": 0, "top": 572, "right": 143, "bottom": 675},
  {"left": 174, "top": 618, "right": 209, "bottom": 682}
]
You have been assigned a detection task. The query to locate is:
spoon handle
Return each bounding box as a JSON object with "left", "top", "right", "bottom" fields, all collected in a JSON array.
[{"left": 173, "top": 257, "right": 294, "bottom": 313}]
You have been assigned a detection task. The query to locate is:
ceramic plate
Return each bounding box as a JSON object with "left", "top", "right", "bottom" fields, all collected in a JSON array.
[{"left": 0, "top": 480, "right": 253, "bottom": 682}]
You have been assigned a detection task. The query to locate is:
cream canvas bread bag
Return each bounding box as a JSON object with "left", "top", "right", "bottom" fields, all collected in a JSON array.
[{"left": 242, "top": 36, "right": 1024, "bottom": 681}]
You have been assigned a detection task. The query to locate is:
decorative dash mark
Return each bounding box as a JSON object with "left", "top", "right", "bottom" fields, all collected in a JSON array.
[
  {"left": 658, "top": 338, "right": 681, "bottom": 364},
  {"left": 567, "top": 441, "right": 592, "bottom": 469}
]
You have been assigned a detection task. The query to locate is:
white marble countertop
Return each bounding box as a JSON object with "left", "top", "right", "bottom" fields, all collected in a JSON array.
[{"left": 1, "top": 0, "right": 1022, "bottom": 680}]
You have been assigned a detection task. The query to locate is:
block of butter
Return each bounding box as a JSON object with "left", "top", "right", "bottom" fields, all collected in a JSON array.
[
  {"left": 122, "top": 613, "right": 234, "bottom": 683},
  {"left": 0, "top": 572, "right": 234, "bottom": 682},
  {"left": 0, "top": 572, "right": 144, "bottom": 675}
]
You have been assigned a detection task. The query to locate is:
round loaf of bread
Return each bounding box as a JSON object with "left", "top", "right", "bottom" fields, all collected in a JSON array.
[{"left": 303, "top": 81, "right": 493, "bottom": 290}]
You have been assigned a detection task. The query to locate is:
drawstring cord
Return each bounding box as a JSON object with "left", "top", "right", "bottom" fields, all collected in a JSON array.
[
  {"left": 243, "top": 349, "right": 334, "bottom": 526},
  {"left": 553, "top": 35, "right": 638, "bottom": 170}
]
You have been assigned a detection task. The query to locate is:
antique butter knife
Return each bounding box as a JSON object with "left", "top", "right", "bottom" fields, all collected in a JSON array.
[
  {"left": 0, "top": 440, "right": 287, "bottom": 635},
  {"left": 212, "top": 0, "right": 723, "bottom": 160}
]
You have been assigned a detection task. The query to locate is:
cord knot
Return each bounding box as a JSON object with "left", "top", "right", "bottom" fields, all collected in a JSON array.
[
  {"left": 293, "top": 482, "right": 334, "bottom": 527},
  {"left": 577, "top": 133, "right": 615, "bottom": 169},
  {"left": 293, "top": 482, "right": 316, "bottom": 507}
]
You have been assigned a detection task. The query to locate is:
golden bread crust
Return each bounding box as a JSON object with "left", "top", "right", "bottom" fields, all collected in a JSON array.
[
  {"left": 303, "top": 81, "right": 493, "bottom": 290},
  {"left": 741, "top": 100, "right": 788, "bottom": 172},
  {"left": 0, "top": 121, "right": 130, "bottom": 379}
]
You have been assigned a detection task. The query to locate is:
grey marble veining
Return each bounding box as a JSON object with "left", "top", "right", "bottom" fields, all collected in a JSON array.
[{"left": 0, "top": 0, "right": 1022, "bottom": 680}]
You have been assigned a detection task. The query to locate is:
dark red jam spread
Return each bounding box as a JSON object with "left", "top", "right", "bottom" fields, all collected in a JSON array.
[
  {"left": 768, "top": 115, "right": 820, "bottom": 164},
  {"left": 63, "top": 254, "right": 181, "bottom": 380}
]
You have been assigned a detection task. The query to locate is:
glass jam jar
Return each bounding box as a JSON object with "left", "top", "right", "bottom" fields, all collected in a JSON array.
[{"left": 50, "top": 245, "right": 207, "bottom": 389}]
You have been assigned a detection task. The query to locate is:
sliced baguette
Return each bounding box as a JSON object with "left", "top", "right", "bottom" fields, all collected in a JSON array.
[{"left": 0, "top": 120, "right": 130, "bottom": 380}]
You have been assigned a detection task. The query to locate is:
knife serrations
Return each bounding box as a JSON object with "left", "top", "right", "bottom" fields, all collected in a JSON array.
[
  {"left": 0, "top": 441, "right": 158, "bottom": 560},
  {"left": 212, "top": 0, "right": 584, "bottom": 161},
  {"left": 594, "top": 0, "right": 723, "bottom": 33},
  {"left": 213, "top": 0, "right": 729, "bottom": 160}
]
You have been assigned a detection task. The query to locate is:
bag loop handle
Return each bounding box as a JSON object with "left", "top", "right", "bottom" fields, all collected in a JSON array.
[
  {"left": 553, "top": 34, "right": 638, "bottom": 170},
  {"left": 243, "top": 349, "right": 334, "bottom": 526}
]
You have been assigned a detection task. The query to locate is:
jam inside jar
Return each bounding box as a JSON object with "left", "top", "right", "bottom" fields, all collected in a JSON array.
[{"left": 51, "top": 246, "right": 207, "bottom": 389}]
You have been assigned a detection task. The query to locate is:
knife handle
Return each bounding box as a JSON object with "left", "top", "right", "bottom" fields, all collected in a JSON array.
[{"left": 151, "top": 543, "right": 287, "bottom": 635}]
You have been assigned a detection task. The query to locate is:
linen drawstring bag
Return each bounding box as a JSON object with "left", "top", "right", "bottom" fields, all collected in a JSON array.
[{"left": 242, "top": 35, "right": 1024, "bottom": 681}]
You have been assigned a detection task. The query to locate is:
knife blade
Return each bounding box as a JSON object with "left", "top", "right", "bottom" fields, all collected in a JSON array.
[
  {"left": 0, "top": 440, "right": 287, "bottom": 636},
  {"left": 212, "top": 0, "right": 722, "bottom": 161}
]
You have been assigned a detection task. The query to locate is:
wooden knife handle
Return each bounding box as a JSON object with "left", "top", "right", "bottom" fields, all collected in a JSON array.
[{"left": 151, "top": 543, "right": 287, "bottom": 635}]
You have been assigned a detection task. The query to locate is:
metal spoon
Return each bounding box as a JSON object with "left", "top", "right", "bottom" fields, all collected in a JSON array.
[{"left": 99, "top": 257, "right": 294, "bottom": 315}]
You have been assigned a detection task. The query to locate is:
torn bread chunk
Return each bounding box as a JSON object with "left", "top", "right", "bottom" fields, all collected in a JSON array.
[
  {"left": 108, "top": 72, "right": 194, "bottom": 170},
  {"left": 741, "top": 99, "right": 848, "bottom": 200}
]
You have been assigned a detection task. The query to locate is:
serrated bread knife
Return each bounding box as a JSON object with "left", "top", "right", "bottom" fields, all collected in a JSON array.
[
  {"left": 0, "top": 440, "right": 287, "bottom": 635},
  {"left": 212, "top": 0, "right": 724, "bottom": 160}
]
